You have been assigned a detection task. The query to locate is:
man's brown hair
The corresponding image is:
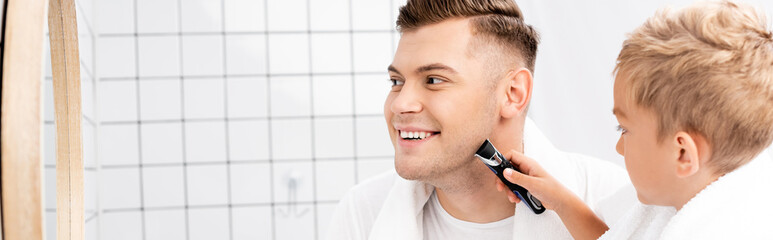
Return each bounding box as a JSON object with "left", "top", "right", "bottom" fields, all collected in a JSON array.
[
  {"left": 396, "top": 0, "right": 540, "bottom": 72},
  {"left": 615, "top": 0, "right": 773, "bottom": 174}
]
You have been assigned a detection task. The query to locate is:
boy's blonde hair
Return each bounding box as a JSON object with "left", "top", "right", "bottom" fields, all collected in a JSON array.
[{"left": 615, "top": 0, "right": 773, "bottom": 174}]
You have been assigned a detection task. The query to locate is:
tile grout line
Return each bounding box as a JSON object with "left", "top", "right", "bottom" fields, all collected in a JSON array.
[
  {"left": 97, "top": 29, "right": 394, "bottom": 37},
  {"left": 131, "top": 0, "right": 148, "bottom": 239},
  {"left": 263, "top": 0, "right": 276, "bottom": 239},
  {"left": 175, "top": 0, "right": 191, "bottom": 239},
  {"left": 305, "top": 0, "right": 319, "bottom": 239},
  {"left": 97, "top": 71, "right": 389, "bottom": 81},
  {"left": 220, "top": 0, "right": 235, "bottom": 239},
  {"left": 348, "top": 0, "right": 359, "bottom": 185}
]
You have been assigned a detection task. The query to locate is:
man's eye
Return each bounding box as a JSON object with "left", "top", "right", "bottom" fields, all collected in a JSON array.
[
  {"left": 427, "top": 77, "right": 445, "bottom": 84},
  {"left": 616, "top": 125, "right": 628, "bottom": 134},
  {"left": 390, "top": 79, "right": 404, "bottom": 86}
]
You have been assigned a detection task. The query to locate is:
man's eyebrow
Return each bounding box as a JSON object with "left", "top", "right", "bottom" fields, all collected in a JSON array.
[
  {"left": 416, "top": 63, "right": 458, "bottom": 75},
  {"left": 388, "top": 65, "right": 400, "bottom": 74},
  {"left": 612, "top": 107, "right": 626, "bottom": 118}
]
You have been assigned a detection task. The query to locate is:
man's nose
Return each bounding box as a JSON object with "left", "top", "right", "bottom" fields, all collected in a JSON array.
[{"left": 390, "top": 84, "right": 423, "bottom": 114}]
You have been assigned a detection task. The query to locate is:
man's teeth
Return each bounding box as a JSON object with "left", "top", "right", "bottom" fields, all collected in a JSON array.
[{"left": 400, "top": 131, "right": 433, "bottom": 140}]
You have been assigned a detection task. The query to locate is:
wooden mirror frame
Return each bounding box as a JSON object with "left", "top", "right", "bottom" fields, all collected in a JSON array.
[{"left": 1, "top": 0, "right": 83, "bottom": 239}]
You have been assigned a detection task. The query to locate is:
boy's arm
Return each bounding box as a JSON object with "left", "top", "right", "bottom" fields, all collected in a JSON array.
[{"left": 497, "top": 150, "right": 609, "bottom": 240}]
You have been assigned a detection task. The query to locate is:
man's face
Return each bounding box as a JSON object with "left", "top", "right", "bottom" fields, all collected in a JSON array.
[
  {"left": 613, "top": 76, "right": 678, "bottom": 205},
  {"left": 386, "top": 19, "right": 499, "bottom": 182}
]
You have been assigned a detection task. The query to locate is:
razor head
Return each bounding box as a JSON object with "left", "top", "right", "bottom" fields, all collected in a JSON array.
[{"left": 475, "top": 139, "right": 502, "bottom": 166}]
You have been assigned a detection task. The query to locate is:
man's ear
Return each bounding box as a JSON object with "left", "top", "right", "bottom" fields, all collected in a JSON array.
[
  {"left": 500, "top": 68, "right": 533, "bottom": 119},
  {"left": 674, "top": 131, "right": 710, "bottom": 178}
]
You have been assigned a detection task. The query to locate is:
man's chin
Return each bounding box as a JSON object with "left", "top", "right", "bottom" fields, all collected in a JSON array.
[{"left": 393, "top": 156, "right": 433, "bottom": 181}]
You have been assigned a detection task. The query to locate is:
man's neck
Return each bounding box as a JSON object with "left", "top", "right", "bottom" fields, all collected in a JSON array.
[{"left": 433, "top": 134, "right": 524, "bottom": 223}]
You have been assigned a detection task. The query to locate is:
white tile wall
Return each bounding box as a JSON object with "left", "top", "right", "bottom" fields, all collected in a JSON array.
[
  {"left": 142, "top": 166, "right": 186, "bottom": 208},
  {"left": 352, "top": 32, "right": 394, "bottom": 72},
  {"left": 140, "top": 122, "right": 184, "bottom": 164},
  {"left": 312, "top": 75, "right": 353, "bottom": 116},
  {"left": 270, "top": 119, "right": 313, "bottom": 160},
  {"left": 181, "top": 0, "right": 223, "bottom": 33},
  {"left": 224, "top": 0, "right": 266, "bottom": 32},
  {"left": 137, "top": 0, "right": 179, "bottom": 34},
  {"left": 355, "top": 74, "right": 391, "bottom": 115},
  {"left": 226, "top": 76, "right": 268, "bottom": 118},
  {"left": 232, "top": 206, "right": 273, "bottom": 240},
  {"left": 274, "top": 203, "right": 315, "bottom": 240},
  {"left": 181, "top": 35, "right": 224, "bottom": 76},
  {"left": 227, "top": 120, "right": 270, "bottom": 161},
  {"left": 267, "top": 0, "right": 308, "bottom": 32},
  {"left": 139, "top": 79, "right": 182, "bottom": 120},
  {"left": 101, "top": 212, "right": 143, "bottom": 240},
  {"left": 188, "top": 208, "right": 231, "bottom": 240},
  {"left": 352, "top": 0, "right": 393, "bottom": 31},
  {"left": 185, "top": 121, "right": 228, "bottom": 163},
  {"left": 145, "top": 209, "right": 187, "bottom": 240},
  {"left": 225, "top": 34, "right": 267, "bottom": 75},
  {"left": 272, "top": 161, "right": 314, "bottom": 203},
  {"left": 316, "top": 202, "right": 339, "bottom": 238},
  {"left": 90, "top": 0, "right": 402, "bottom": 239},
  {"left": 83, "top": 123, "right": 98, "bottom": 167},
  {"left": 309, "top": 0, "right": 349, "bottom": 31},
  {"left": 357, "top": 157, "right": 395, "bottom": 183},
  {"left": 315, "top": 160, "right": 356, "bottom": 201},
  {"left": 45, "top": 168, "right": 57, "bottom": 209},
  {"left": 313, "top": 118, "right": 355, "bottom": 159},
  {"left": 97, "top": 37, "right": 136, "bottom": 78},
  {"left": 311, "top": 33, "right": 352, "bottom": 73},
  {"left": 98, "top": 80, "right": 137, "bottom": 122},
  {"left": 267, "top": 34, "right": 310, "bottom": 74},
  {"left": 186, "top": 165, "right": 229, "bottom": 206},
  {"left": 230, "top": 162, "right": 271, "bottom": 204},
  {"left": 43, "top": 124, "right": 57, "bottom": 166},
  {"left": 99, "top": 124, "right": 140, "bottom": 166},
  {"left": 356, "top": 116, "right": 394, "bottom": 158},
  {"left": 183, "top": 78, "right": 225, "bottom": 119},
  {"left": 100, "top": 168, "right": 142, "bottom": 209},
  {"left": 269, "top": 76, "right": 311, "bottom": 117},
  {"left": 138, "top": 36, "right": 181, "bottom": 77},
  {"left": 97, "top": 0, "right": 134, "bottom": 34}
]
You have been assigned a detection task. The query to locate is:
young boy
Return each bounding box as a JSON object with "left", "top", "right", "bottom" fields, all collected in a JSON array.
[{"left": 498, "top": 1, "right": 773, "bottom": 239}]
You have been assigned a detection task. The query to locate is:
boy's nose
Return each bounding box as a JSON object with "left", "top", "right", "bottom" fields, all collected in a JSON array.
[{"left": 616, "top": 135, "right": 624, "bottom": 156}]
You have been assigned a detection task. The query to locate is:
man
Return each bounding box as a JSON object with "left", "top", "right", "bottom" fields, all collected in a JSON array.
[{"left": 326, "top": 0, "right": 630, "bottom": 239}]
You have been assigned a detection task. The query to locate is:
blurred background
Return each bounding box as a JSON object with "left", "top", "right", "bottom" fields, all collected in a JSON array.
[{"left": 41, "top": 0, "right": 773, "bottom": 239}]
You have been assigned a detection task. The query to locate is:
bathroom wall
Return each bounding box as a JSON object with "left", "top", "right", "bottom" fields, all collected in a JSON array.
[
  {"left": 41, "top": 0, "right": 773, "bottom": 239},
  {"left": 42, "top": 0, "right": 99, "bottom": 239},
  {"left": 93, "top": 0, "right": 400, "bottom": 239}
]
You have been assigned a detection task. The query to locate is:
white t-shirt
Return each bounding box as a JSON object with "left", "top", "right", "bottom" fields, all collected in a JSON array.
[
  {"left": 325, "top": 118, "right": 633, "bottom": 240},
  {"left": 423, "top": 191, "right": 513, "bottom": 240}
]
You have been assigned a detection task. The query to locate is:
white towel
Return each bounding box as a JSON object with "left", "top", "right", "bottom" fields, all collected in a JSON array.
[
  {"left": 363, "top": 118, "right": 632, "bottom": 240},
  {"left": 659, "top": 149, "right": 773, "bottom": 239},
  {"left": 600, "top": 149, "right": 773, "bottom": 239}
]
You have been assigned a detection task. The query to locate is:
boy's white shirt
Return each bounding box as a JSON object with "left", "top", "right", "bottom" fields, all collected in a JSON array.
[
  {"left": 600, "top": 149, "right": 773, "bottom": 240},
  {"left": 324, "top": 118, "right": 633, "bottom": 240}
]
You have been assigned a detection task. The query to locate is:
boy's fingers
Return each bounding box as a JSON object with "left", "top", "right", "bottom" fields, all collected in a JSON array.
[
  {"left": 504, "top": 150, "right": 538, "bottom": 175},
  {"left": 507, "top": 191, "right": 520, "bottom": 203},
  {"left": 502, "top": 168, "right": 538, "bottom": 190}
]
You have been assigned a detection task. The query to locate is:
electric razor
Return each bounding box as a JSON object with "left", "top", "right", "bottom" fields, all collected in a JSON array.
[{"left": 475, "top": 139, "right": 546, "bottom": 214}]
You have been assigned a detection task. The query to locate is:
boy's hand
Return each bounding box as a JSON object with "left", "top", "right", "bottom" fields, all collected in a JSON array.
[
  {"left": 495, "top": 150, "right": 570, "bottom": 213},
  {"left": 496, "top": 150, "right": 609, "bottom": 240}
]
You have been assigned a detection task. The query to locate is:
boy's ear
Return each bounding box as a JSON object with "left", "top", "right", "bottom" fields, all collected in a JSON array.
[
  {"left": 500, "top": 68, "right": 533, "bottom": 119},
  {"left": 674, "top": 132, "right": 710, "bottom": 178}
]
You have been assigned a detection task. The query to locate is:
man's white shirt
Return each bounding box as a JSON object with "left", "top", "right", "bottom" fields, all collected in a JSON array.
[{"left": 325, "top": 118, "right": 633, "bottom": 240}]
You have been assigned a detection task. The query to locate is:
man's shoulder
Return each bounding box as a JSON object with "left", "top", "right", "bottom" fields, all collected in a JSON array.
[
  {"left": 325, "top": 170, "right": 399, "bottom": 240},
  {"left": 339, "top": 170, "right": 398, "bottom": 214}
]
